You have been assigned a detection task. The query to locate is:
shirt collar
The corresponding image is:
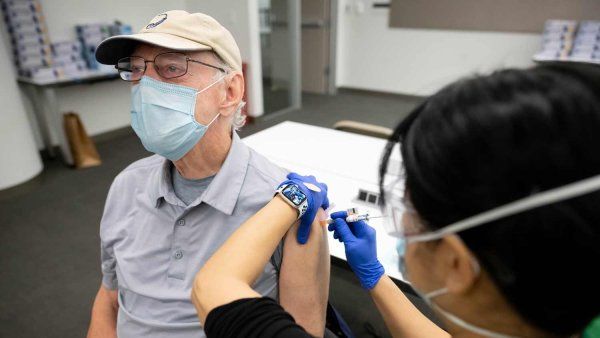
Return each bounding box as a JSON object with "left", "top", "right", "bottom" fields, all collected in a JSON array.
[
  {"left": 151, "top": 132, "right": 250, "bottom": 215},
  {"left": 152, "top": 159, "right": 179, "bottom": 208}
]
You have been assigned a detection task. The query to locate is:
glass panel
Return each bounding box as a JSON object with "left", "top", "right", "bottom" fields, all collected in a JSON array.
[{"left": 259, "top": 0, "right": 300, "bottom": 114}]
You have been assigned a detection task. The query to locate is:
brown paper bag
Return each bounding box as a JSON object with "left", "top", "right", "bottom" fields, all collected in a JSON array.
[{"left": 63, "top": 112, "right": 101, "bottom": 168}]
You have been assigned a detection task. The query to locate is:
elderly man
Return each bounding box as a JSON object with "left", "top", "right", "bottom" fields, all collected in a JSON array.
[{"left": 87, "top": 10, "right": 329, "bottom": 338}]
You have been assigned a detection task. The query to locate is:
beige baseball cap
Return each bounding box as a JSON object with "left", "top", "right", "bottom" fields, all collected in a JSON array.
[{"left": 95, "top": 10, "right": 242, "bottom": 71}]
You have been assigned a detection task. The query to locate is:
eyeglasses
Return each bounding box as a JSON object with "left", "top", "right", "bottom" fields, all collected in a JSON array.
[{"left": 115, "top": 52, "right": 227, "bottom": 81}]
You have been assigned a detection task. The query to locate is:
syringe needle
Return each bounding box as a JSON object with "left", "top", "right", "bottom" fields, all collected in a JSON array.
[{"left": 320, "top": 214, "right": 387, "bottom": 226}]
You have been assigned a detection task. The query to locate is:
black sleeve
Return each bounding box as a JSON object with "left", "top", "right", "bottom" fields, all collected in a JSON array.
[{"left": 205, "top": 297, "right": 314, "bottom": 338}]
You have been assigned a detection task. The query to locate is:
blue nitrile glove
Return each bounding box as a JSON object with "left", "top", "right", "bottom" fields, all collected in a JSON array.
[
  {"left": 328, "top": 211, "right": 384, "bottom": 289},
  {"left": 278, "top": 172, "right": 329, "bottom": 244}
]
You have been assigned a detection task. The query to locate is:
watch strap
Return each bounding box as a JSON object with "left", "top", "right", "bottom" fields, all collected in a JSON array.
[{"left": 275, "top": 182, "right": 309, "bottom": 220}]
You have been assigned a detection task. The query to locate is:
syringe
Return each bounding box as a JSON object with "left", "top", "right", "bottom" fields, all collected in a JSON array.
[{"left": 321, "top": 213, "right": 384, "bottom": 225}]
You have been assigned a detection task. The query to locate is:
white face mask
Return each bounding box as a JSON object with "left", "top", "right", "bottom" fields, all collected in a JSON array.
[
  {"left": 414, "top": 264, "right": 524, "bottom": 338},
  {"left": 417, "top": 288, "right": 522, "bottom": 338}
]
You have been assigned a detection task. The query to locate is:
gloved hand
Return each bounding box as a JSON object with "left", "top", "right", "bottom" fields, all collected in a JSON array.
[
  {"left": 279, "top": 172, "right": 329, "bottom": 244},
  {"left": 328, "top": 211, "right": 385, "bottom": 289}
]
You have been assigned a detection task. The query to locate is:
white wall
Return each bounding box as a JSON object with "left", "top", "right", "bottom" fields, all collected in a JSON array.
[
  {"left": 40, "top": 0, "right": 185, "bottom": 43},
  {"left": 336, "top": 0, "right": 542, "bottom": 96},
  {"left": 0, "top": 35, "right": 43, "bottom": 189},
  {"left": 185, "top": 0, "right": 264, "bottom": 118}
]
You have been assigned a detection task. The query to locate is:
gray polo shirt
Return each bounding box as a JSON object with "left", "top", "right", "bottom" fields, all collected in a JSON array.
[{"left": 99, "top": 133, "right": 287, "bottom": 338}]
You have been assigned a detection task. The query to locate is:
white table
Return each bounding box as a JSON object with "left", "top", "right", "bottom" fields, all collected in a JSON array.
[{"left": 243, "top": 121, "right": 406, "bottom": 282}]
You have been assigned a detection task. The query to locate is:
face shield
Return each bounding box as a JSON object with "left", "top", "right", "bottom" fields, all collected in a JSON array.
[{"left": 381, "top": 173, "right": 600, "bottom": 244}]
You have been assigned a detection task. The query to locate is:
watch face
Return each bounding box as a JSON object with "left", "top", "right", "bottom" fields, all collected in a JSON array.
[{"left": 282, "top": 184, "right": 307, "bottom": 206}]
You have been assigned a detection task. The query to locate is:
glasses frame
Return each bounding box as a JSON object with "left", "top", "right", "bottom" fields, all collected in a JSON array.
[{"left": 115, "top": 52, "right": 227, "bottom": 81}]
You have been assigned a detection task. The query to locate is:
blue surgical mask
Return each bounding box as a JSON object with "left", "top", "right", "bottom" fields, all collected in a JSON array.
[{"left": 130, "top": 75, "right": 225, "bottom": 161}]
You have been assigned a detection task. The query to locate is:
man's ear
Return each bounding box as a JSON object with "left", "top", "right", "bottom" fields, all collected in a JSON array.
[
  {"left": 219, "top": 72, "right": 244, "bottom": 117},
  {"left": 437, "top": 235, "right": 479, "bottom": 295}
]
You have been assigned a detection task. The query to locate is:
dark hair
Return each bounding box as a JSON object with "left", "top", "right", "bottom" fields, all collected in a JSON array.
[{"left": 380, "top": 64, "right": 600, "bottom": 336}]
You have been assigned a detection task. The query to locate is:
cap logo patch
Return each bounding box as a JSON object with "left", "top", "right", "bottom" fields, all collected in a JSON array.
[{"left": 146, "top": 13, "right": 167, "bottom": 29}]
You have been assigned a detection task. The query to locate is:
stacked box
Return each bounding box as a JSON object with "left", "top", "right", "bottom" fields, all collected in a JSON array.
[
  {"left": 534, "top": 20, "right": 600, "bottom": 64},
  {"left": 50, "top": 40, "right": 87, "bottom": 76},
  {"left": 76, "top": 22, "right": 132, "bottom": 71},
  {"left": 534, "top": 20, "right": 578, "bottom": 62},
  {"left": 76, "top": 23, "right": 110, "bottom": 70},
  {"left": 109, "top": 21, "right": 133, "bottom": 36},
  {"left": 16, "top": 40, "right": 89, "bottom": 80},
  {"left": 570, "top": 21, "right": 600, "bottom": 64},
  {"left": 1, "top": 0, "right": 55, "bottom": 81},
  {"left": 2, "top": 0, "right": 132, "bottom": 81}
]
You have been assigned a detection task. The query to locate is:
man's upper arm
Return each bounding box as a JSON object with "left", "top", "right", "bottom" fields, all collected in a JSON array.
[
  {"left": 99, "top": 175, "right": 127, "bottom": 291},
  {"left": 100, "top": 238, "right": 118, "bottom": 290},
  {"left": 248, "top": 157, "right": 329, "bottom": 334},
  {"left": 278, "top": 215, "right": 330, "bottom": 337}
]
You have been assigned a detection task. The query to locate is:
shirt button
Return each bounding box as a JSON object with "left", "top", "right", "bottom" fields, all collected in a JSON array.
[
  {"left": 174, "top": 250, "right": 184, "bottom": 260},
  {"left": 177, "top": 219, "right": 185, "bottom": 226}
]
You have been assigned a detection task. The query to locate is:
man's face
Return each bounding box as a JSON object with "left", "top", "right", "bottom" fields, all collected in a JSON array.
[{"left": 131, "top": 44, "right": 226, "bottom": 126}]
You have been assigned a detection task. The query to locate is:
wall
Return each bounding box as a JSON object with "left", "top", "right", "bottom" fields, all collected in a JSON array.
[
  {"left": 335, "top": 0, "right": 541, "bottom": 96},
  {"left": 0, "top": 35, "right": 42, "bottom": 189},
  {"left": 185, "top": 0, "right": 264, "bottom": 118}
]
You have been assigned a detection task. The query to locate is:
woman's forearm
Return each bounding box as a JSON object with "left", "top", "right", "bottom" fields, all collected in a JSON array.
[
  {"left": 370, "top": 276, "right": 450, "bottom": 338},
  {"left": 192, "top": 196, "right": 298, "bottom": 322}
]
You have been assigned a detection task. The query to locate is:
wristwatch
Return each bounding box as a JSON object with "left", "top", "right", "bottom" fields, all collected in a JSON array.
[{"left": 275, "top": 182, "right": 309, "bottom": 219}]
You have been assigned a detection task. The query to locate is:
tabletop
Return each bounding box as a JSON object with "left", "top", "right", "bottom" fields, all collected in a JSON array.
[{"left": 243, "top": 121, "right": 406, "bottom": 282}]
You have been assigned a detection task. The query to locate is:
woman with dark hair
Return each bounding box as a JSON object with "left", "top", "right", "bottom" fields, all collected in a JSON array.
[{"left": 191, "top": 64, "right": 600, "bottom": 338}]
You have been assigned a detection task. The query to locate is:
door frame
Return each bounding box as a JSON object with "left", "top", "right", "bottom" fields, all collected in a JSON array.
[
  {"left": 327, "top": 0, "right": 338, "bottom": 95},
  {"left": 288, "top": 0, "right": 302, "bottom": 109}
]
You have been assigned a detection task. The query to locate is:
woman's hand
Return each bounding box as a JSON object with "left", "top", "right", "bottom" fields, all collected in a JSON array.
[
  {"left": 328, "top": 211, "right": 384, "bottom": 289},
  {"left": 279, "top": 172, "right": 329, "bottom": 244}
]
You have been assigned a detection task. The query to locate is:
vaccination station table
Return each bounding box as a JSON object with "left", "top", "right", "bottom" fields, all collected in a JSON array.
[{"left": 243, "top": 121, "right": 405, "bottom": 283}]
